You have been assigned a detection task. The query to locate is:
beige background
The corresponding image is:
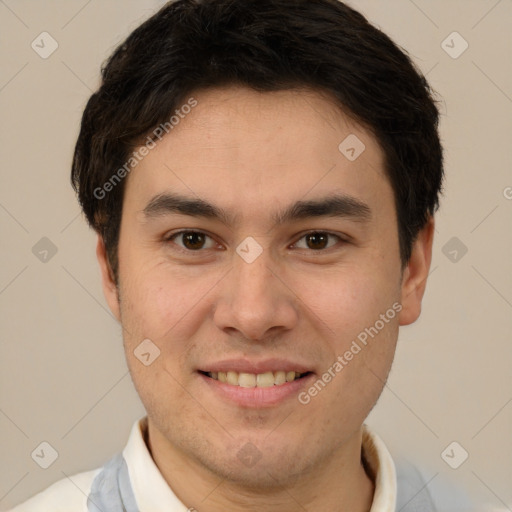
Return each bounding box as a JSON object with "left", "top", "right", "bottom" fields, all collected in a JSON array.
[{"left": 1, "top": 0, "right": 511, "bottom": 509}]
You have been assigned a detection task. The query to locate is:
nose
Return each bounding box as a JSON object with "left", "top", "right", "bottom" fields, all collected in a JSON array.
[{"left": 213, "top": 246, "right": 299, "bottom": 342}]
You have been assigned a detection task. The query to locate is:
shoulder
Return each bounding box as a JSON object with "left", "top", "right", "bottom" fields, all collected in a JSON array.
[
  {"left": 395, "top": 456, "right": 476, "bottom": 512},
  {"left": 361, "top": 424, "right": 477, "bottom": 512},
  {"left": 8, "top": 469, "right": 100, "bottom": 512}
]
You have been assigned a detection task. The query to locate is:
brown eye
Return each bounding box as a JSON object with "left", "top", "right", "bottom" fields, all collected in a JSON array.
[
  {"left": 293, "top": 232, "right": 341, "bottom": 251},
  {"left": 182, "top": 232, "right": 206, "bottom": 250},
  {"left": 167, "top": 231, "right": 216, "bottom": 251},
  {"left": 306, "top": 232, "right": 328, "bottom": 250}
]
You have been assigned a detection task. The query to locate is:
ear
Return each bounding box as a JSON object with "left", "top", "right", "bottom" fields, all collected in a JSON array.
[
  {"left": 398, "top": 216, "right": 435, "bottom": 326},
  {"left": 96, "top": 234, "right": 121, "bottom": 322}
]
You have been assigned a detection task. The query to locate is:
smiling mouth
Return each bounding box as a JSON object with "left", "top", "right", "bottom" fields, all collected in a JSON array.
[{"left": 199, "top": 370, "right": 312, "bottom": 388}]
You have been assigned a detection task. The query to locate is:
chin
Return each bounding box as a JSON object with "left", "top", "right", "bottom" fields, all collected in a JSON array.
[
  {"left": 198, "top": 438, "right": 314, "bottom": 490},
  {"left": 214, "top": 457, "right": 307, "bottom": 490}
]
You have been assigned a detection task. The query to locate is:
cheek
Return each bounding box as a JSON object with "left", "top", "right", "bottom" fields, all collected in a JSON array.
[
  {"left": 294, "top": 265, "right": 397, "bottom": 340},
  {"left": 119, "top": 258, "right": 226, "bottom": 345},
  {"left": 294, "top": 266, "right": 400, "bottom": 398}
]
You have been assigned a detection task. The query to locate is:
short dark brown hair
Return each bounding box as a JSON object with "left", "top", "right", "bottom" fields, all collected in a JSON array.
[{"left": 71, "top": 0, "right": 444, "bottom": 281}]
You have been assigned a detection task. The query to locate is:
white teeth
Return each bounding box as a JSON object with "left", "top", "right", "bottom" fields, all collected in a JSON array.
[
  {"left": 274, "top": 370, "right": 286, "bottom": 385},
  {"left": 239, "top": 373, "right": 257, "bottom": 388},
  {"left": 256, "top": 372, "right": 275, "bottom": 388},
  {"left": 206, "top": 370, "right": 306, "bottom": 387},
  {"left": 227, "top": 371, "right": 238, "bottom": 386}
]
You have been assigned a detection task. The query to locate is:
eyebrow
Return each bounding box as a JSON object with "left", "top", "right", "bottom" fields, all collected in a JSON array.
[{"left": 142, "top": 192, "right": 372, "bottom": 227}]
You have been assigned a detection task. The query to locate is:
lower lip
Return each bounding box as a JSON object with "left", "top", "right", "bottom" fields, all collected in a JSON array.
[{"left": 198, "top": 372, "right": 315, "bottom": 408}]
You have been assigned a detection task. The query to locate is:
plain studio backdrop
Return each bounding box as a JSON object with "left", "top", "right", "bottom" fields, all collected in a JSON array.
[{"left": 0, "top": 0, "right": 511, "bottom": 510}]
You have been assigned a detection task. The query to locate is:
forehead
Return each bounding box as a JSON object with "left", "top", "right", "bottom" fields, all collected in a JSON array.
[{"left": 123, "top": 86, "right": 392, "bottom": 228}]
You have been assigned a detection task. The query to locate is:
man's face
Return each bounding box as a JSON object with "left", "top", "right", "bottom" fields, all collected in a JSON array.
[{"left": 99, "top": 86, "right": 429, "bottom": 487}]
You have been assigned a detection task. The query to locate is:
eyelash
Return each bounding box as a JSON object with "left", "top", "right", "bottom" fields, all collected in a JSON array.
[{"left": 164, "top": 230, "right": 346, "bottom": 254}]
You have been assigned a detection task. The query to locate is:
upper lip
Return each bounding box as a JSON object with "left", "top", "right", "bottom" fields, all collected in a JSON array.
[{"left": 198, "top": 358, "right": 314, "bottom": 375}]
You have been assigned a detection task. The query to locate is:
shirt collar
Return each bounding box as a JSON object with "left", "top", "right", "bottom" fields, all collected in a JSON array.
[
  {"left": 122, "top": 416, "right": 188, "bottom": 510},
  {"left": 362, "top": 423, "right": 397, "bottom": 511},
  {"left": 123, "top": 416, "right": 397, "bottom": 511}
]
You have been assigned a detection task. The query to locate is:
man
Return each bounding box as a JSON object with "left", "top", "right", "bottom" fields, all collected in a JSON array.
[{"left": 11, "top": 0, "right": 474, "bottom": 510}]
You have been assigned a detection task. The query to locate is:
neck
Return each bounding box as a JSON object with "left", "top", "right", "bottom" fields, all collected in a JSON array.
[{"left": 145, "top": 420, "right": 375, "bottom": 512}]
